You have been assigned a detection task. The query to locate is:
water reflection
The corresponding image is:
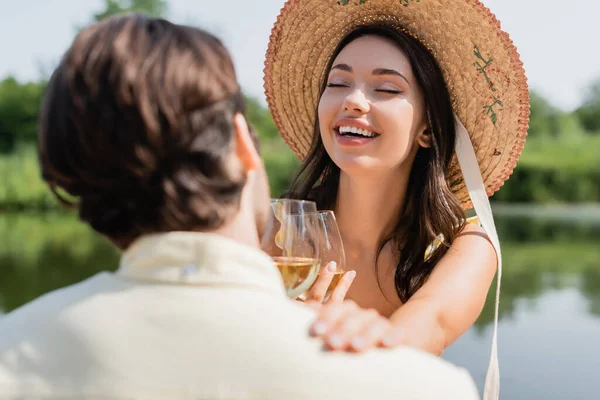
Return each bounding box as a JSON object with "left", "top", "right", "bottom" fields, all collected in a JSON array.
[
  {"left": 472, "top": 211, "right": 600, "bottom": 331},
  {"left": 0, "top": 213, "right": 118, "bottom": 314},
  {"left": 443, "top": 208, "right": 600, "bottom": 399},
  {"left": 445, "top": 289, "right": 600, "bottom": 400},
  {"left": 582, "top": 266, "right": 600, "bottom": 317}
]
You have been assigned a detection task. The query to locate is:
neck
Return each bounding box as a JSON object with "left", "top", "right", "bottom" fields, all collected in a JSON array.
[
  {"left": 211, "top": 185, "right": 261, "bottom": 249},
  {"left": 334, "top": 168, "right": 410, "bottom": 251}
]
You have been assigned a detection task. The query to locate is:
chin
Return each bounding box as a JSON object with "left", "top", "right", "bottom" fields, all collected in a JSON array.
[{"left": 333, "top": 154, "right": 385, "bottom": 175}]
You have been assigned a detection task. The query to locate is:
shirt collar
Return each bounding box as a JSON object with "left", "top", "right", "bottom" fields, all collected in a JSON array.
[{"left": 116, "top": 231, "right": 286, "bottom": 297}]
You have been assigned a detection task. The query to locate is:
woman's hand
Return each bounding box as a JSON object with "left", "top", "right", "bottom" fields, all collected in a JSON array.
[
  {"left": 309, "top": 300, "right": 396, "bottom": 352},
  {"left": 301, "top": 262, "right": 356, "bottom": 306}
]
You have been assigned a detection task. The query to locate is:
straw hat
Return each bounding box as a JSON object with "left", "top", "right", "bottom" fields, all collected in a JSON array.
[{"left": 263, "top": 0, "right": 529, "bottom": 208}]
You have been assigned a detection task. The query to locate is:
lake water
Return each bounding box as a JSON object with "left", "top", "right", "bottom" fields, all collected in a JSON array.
[{"left": 1, "top": 206, "right": 599, "bottom": 399}]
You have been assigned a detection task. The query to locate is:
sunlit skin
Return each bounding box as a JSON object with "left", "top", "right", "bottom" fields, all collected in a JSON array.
[{"left": 304, "top": 35, "right": 497, "bottom": 355}]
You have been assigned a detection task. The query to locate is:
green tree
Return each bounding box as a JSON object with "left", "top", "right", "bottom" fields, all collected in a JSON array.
[
  {"left": 575, "top": 79, "right": 600, "bottom": 133},
  {"left": 92, "top": 0, "right": 168, "bottom": 21},
  {"left": 527, "top": 90, "right": 561, "bottom": 137},
  {"left": 527, "top": 90, "right": 586, "bottom": 140},
  {"left": 244, "top": 96, "right": 280, "bottom": 140},
  {"left": 0, "top": 120, "right": 15, "bottom": 154},
  {"left": 0, "top": 77, "right": 45, "bottom": 143},
  {"left": 243, "top": 95, "right": 300, "bottom": 196}
]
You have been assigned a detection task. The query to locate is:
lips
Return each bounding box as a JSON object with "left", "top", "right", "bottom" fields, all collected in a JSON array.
[
  {"left": 337, "top": 125, "right": 378, "bottom": 138},
  {"left": 333, "top": 120, "right": 380, "bottom": 146},
  {"left": 334, "top": 128, "right": 379, "bottom": 146}
]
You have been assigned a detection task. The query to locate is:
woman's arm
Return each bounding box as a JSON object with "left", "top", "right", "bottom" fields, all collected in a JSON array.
[
  {"left": 385, "top": 223, "right": 497, "bottom": 354},
  {"left": 309, "top": 223, "right": 497, "bottom": 354}
]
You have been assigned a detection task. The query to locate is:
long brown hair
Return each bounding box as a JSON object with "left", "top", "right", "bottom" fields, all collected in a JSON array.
[{"left": 285, "top": 25, "right": 465, "bottom": 303}]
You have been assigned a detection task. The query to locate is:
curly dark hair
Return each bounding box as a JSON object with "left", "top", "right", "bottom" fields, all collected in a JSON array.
[{"left": 39, "top": 13, "right": 254, "bottom": 249}]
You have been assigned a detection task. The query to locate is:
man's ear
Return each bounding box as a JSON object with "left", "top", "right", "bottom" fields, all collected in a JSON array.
[
  {"left": 233, "top": 113, "right": 260, "bottom": 172},
  {"left": 417, "top": 127, "right": 433, "bottom": 149}
]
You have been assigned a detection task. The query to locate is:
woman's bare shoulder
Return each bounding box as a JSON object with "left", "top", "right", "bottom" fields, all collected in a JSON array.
[{"left": 456, "top": 217, "right": 491, "bottom": 243}]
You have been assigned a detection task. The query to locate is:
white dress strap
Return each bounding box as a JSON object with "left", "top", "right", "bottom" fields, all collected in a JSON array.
[{"left": 454, "top": 115, "right": 502, "bottom": 400}]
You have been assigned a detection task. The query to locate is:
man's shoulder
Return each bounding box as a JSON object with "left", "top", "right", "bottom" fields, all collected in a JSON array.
[
  {"left": 253, "top": 304, "right": 479, "bottom": 399},
  {"left": 284, "top": 344, "right": 480, "bottom": 399},
  {"left": 356, "top": 347, "right": 480, "bottom": 398},
  {"left": 3, "top": 272, "right": 118, "bottom": 313},
  {"left": 0, "top": 272, "right": 124, "bottom": 348},
  {"left": 0, "top": 272, "right": 141, "bottom": 398}
]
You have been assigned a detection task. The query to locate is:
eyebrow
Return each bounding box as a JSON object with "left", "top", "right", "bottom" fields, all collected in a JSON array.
[
  {"left": 331, "top": 63, "right": 353, "bottom": 73},
  {"left": 330, "top": 64, "right": 410, "bottom": 85},
  {"left": 372, "top": 68, "right": 410, "bottom": 85}
]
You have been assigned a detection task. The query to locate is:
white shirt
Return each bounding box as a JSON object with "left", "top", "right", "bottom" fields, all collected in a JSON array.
[{"left": 0, "top": 231, "right": 480, "bottom": 399}]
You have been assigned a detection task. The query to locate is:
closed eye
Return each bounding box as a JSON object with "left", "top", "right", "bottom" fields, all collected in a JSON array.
[
  {"left": 326, "top": 83, "right": 348, "bottom": 88},
  {"left": 375, "top": 89, "right": 402, "bottom": 94}
]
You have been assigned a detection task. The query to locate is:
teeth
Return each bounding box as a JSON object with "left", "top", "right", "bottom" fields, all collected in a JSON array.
[{"left": 338, "top": 126, "right": 376, "bottom": 138}]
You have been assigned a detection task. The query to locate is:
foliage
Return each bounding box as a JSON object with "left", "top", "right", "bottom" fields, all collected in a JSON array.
[
  {"left": 0, "top": 77, "right": 45, "bottom": 145},
  {"left": 244, "top": 95, "right": 301, "bottom": 196},
  {"left": 0, "top": 144, "right": 55, "bottom": 211},
  {"left": 92, "top": 0, "right": 168, "bottom": 21},
  {"left": 574, "top": 79, "right": 600, "bottom": 133},
  {"left": 492, "top": 132, "right": 600, "bottom": 203}
]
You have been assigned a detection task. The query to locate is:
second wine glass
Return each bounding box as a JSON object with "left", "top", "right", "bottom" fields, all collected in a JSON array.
[
  {"left": 261, "top": 199, "right": 321, "bottom": 298},
  {"left": 309, "top": 210, "right": 347, "bottom": 300}
]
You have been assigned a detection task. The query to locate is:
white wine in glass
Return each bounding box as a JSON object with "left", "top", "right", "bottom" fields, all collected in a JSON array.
[
  {"left": 261, "top": 199, "right": 321, "bottom": 298},
  {"left": 272, "top": 256, "right": 321, "bottom": 299}
]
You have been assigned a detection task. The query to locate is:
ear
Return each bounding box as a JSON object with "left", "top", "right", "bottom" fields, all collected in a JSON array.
[
  {"left": 417, "top": 127, "right": 433, "bottom": 149},
  {"left": 233, "top": 113, "right": 261, "bottom": 172}
]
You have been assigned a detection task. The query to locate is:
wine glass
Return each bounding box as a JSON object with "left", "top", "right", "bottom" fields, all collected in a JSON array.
[
  {"left": 270, "top": 198, "right": 318, "bottom": 216},
  {"left": 261, "top": 199, "right": 321, "bottom": 298},
  {"left": 261, "top": 199, "right": 317, "bottom": 255},
  {"left": 311, "top": 210, "right": 347, "bottom": 300}
]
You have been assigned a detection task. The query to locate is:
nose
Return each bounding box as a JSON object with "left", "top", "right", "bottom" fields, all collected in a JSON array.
[{"left": 343, "top": 89, "right": 370, "bottom": 114}]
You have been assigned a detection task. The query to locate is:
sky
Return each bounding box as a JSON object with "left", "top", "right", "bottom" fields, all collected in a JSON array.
[{"left": 0, "top": 0, "right": 597, "bottom": 111}]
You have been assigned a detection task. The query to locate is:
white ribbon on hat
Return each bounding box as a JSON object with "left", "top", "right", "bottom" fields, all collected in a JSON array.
[{"left": 454, "top": 115, "right": 501, "bottom": 400}]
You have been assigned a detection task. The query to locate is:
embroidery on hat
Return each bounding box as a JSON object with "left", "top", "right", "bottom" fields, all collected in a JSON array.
[
  {"left": 337, "top": 0, "right": 366, "bottom": 5},
  {"left": 483, "top": 97, "right": 503, "bottom": 126},
  {"left": 449, "top": 178, "right": 462, "bottom": 190},
  {"left": 337, "top": 0, "right": 421, "bottom": 6},
  {"left": 401, "top": 0, "right": 421, "bottom": 7},
  {"left": 474, "top": 46, "right": 504, "bottom": 125},
  {"left": 473, "top": 45, "right": 496, "bottom": 92}
]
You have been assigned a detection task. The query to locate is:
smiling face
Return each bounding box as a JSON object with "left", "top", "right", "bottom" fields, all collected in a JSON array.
[{"left": 318, "top": 34, "right": 431, "bottom": 175}]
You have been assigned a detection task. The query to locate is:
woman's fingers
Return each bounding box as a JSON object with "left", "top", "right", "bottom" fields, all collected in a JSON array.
[
  {"left": 303, "top": 261, "right": 337, "bottom": 303},
  {"left": 350, "top": 318, "right": 393, "bottom": 352},
  {"left": 327, "top": 270, "right": 356, "bottom": 303},
  {"left": 309, "top": 301, "right": 392, "bottom": 352},
  {"left": 309, "top": 300, "right": 359, "bottom": 339},
  {"left": 325, "top": 308, "right": 382, "bottom": 351}
]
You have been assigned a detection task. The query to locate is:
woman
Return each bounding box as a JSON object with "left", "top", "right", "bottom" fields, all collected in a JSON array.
[
  {"left": 264, "top": 1, "right": 528, "bottom": 399},
  {"left": 288, "top": 24, "right": 495, "bottom": 350}
]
